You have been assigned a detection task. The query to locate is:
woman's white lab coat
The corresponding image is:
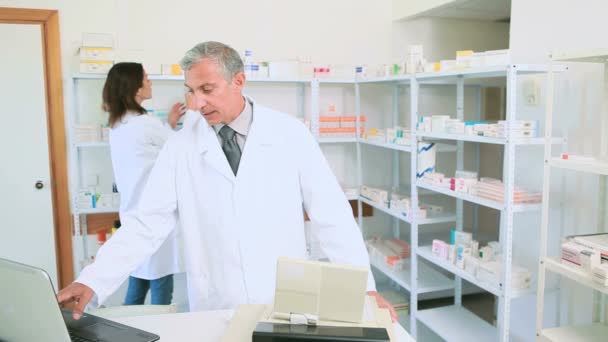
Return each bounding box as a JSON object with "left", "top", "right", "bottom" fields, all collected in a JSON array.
[
  {"left": 108, "top": 112, "right": 182, "bottom": 280},
  {"left": 79, "top": 100, "right": 374, "bottom": 311}
]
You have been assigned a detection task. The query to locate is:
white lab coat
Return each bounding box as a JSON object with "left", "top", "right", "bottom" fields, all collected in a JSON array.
[
  {"left": 108, "top": 112, "right": 183, "bottom": 279},
  {"left": 78, "top": 99, "right": 375, "bottom": 311}
]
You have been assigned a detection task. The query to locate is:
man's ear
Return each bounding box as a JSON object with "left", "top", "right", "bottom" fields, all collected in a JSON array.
[{"left": 232, "top": 71, "right": 246, "bottom": 89}]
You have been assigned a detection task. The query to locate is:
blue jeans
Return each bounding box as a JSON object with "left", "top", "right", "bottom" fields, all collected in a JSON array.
[{"left": 124, "top": 274, "right": 174, "bottom": 305}]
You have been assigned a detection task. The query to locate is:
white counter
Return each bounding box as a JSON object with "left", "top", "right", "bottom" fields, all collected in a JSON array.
[{"left": 113, "top": 310, "right": 415, "bottom": 342}]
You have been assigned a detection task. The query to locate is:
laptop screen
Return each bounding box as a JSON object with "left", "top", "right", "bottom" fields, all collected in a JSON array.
[{"left": 0, "top": 258, "right": 71, "bottom": 342}]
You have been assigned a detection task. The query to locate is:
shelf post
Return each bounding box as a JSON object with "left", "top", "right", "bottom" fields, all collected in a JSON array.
[
  {"left": 498, "top": 65, "right": 518, "bottom": 342},
  {"left": 355, "top": 82, "right": 363, "bottom": 228},
  {"left": 392, "top": 84, "right": 400, "bottom": 238},
  {"left": 536, "top": 59, "right": 557, "bottom": 336},
  {"left": 410, "top": 77, "right": 420, "bottom": 338},
  {"left": 455, "top": 76, "right": 464, "bottom": 306}
]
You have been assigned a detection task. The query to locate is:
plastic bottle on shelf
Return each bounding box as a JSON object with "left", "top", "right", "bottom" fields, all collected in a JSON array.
[{"left": 97, "top": 230, "right": 107, "bottom": 246}]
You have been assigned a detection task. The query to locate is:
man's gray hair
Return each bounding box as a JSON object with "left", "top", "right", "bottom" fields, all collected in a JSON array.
[{"left": 180, "top": 41, "right": 244, "bottom": 80}]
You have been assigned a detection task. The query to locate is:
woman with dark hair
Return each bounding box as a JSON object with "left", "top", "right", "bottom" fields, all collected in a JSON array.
[{"left": 103, "top": 62, "right": 184, "bottom": 305}]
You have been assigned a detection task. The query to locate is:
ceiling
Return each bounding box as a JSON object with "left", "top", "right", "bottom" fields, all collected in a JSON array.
[{"left": 421, "top": 0, "right": 511, "bottom": 22}]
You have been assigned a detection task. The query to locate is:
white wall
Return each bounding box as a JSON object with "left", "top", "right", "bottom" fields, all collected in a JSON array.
[
  {"left": 2, "top": 0, "right": 394, "bottom": 74},
  {"left": 392, "top": 17, "right": 510, "bottom": 62},
  {"left": 510, "top": 0, "right": 608, "bottom": 63},
  {"left": 392, "top": 0, "right": 454, "bottom": 21}
]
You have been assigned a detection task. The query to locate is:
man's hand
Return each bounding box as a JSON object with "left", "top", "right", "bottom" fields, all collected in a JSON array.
[
  {"left": 168, "top": 102, "right": 186, "bottom": 129},
  {"left": 367, "top": 291, "right": 398, "bottom": 322},
  {"left": 57, "top": 282, "right": 95, "bottom": 320}
]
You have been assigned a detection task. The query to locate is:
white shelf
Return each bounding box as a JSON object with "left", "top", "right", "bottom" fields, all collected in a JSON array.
[
  {"left": 359, "top": 196, "right": 456, "bottom": 225},
  {"left": 317, "top": 78, "right": 356, "bottom": 84},
  {"left": 317, "top": 137, "right": 357, "bottom": 144},
  {"left": 417, "top": 181, "right": 542, "bottom": 213},
  {"left": 76, "top": 207, "right": 119, "bottom": 214},
  {"left": 72, "top": 73, "right": 314, "bottom": 83},
  {"left": 73, "top": 65, "right": 566, "bottom": 84},
  {"left": 417, "top": 246, "right": 501, "bottom": 296},
  {"left": 72, "top": 73, "right": 184, "bottom": 81},
  {"left": 539, "top": 323, "right": 608, "bottom": 342},
  {"left": 415, "top": 64, "right": 567, "bottom": 81},
  {"left": 417, "top": 305, "right": 496, "bottom": 342},
  {"left": 360, "top": 139, "right": 412, "bottom": 152},
  {"left": 357, "top": 75, "right": 412, "bottom": 84},
  {"left": 543, "top": 257, "right": 608, "bottom": 296},
  {"left": 549, "top": 157, "right": 608, "bottom": 176},
  {"left": 247, "top": 77, "right": 313, "bottom": 83},
  {"left": 75, "top": 141, "right": 109, "bottom": 148},
  {"left": 361, "top": 139, "right": 456, "bottom": 153},
  {"left": 417, "top": 131, "right": 561, "bottom": 146},
  {"left": 551, "top": 49, "right": 608, "bottom": 64},
  {"left": 371, "top": 258, "right": 453, "bottom": 294}
]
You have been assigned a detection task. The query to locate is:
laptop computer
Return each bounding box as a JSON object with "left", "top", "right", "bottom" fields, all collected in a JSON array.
[{"left": 0, "top": 257, "right": 159, "bottom": 342}]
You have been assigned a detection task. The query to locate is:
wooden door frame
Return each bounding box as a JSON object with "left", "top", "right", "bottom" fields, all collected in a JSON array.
[{"left": 0, "top": 7, "right": 73, "bottom": 288}]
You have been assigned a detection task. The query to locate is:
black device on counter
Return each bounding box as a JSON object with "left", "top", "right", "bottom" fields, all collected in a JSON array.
[{"left": 252, "top": 322, "right": 390, "bottom": 342}]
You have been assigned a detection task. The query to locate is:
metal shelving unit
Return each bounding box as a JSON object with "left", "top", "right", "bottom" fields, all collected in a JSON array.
[
  {"left": 406, "top": 64, "right": 564, "bottom": 341},
  {"left": 370, "top": 258, "right": 453, "bottom": 294},
  {"left": 417, "top": 181, "right": 542, "bottom": 213},
  {"left": 536, "top": 50, "right": 608, "bottom": 341},
  {"left": 354, "top": 71, "right": 465, "bottom": 338},
  {"left": 359, "top": 196, "right": 457, "bottom": 225},
  {"left": 356, "top": 64, "right": 565, "bottom": 341},
  {"left": 549, "top": 158, "right": 608, "bottom": 175},
  {"left": 359, "top": 140, "right": 412, "bottom": 152},
  {"left": 68, "top": 73, "right": 347, "bottom": 275},
  {"left": 417, "top": 131, "right": 562, "bottom": 146}
]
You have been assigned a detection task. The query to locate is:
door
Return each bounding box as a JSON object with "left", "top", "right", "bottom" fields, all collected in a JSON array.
[{"left": 0, "top": 23, "right": 59, "bottom": 288}]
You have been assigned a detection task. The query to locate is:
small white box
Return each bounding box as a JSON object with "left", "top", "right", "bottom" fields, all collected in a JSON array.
[
  {"left": 439, "top": 60, "right": 457, "bottom": 71},
  {"left": 465, "top": 255, "right": 480, "bottom": 276},
  {"left": 483, "top": 49, "right": 511, "bottom": 66},
  {"left": 470, "top": 52, "right": 485, "bottom": 67},
  {"left": 96, "top": 194, "right": 113, "bottom": 209},
  {"left": 80, "top": 61, "right": 113, "bottom": 74},
  {"left": 79, "top": 47, "right": 115, "bottom": 61}
]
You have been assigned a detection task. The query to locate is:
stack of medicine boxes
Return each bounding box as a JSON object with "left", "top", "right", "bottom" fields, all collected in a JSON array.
[{"left": 79, "top": 33, "right": 114, "bottom": 74}]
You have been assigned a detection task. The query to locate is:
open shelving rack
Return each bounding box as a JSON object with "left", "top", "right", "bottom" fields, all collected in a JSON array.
[
  {"left": 354, "top": 64, "right": 566, "bottom": 341},
  {"left": 536, "top": 49, "right": 608, "bottom": 342},
  {"left": 67, "top": 74, "right": 361, "bottom": 273}
]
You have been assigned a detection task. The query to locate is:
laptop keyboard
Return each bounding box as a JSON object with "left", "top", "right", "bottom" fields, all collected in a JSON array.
[{"left": 69, "top": 331, "right": 96, "bottom": 342}]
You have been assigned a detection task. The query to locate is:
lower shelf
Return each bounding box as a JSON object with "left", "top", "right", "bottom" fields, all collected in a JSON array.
[
  {"left": 371, "top": 259, "right": 453, "bottom": 294},
  {"left": 539, "top": 323, "right": 608, "bottom": 342},
  {"left": 417, "top": 246, "right": 501, "bottom": 296},
  {"left": 359, "top": 196, "right": 457, "bottom": 225},
  {"left": 77, "top": 207, "right": 119, "bottom": 214},
  {"left": 543, "top": 256, "right": 608, "bottom": 295},
  {"left": 417, "top": 305, "right": 496, "bottom": 342}
]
